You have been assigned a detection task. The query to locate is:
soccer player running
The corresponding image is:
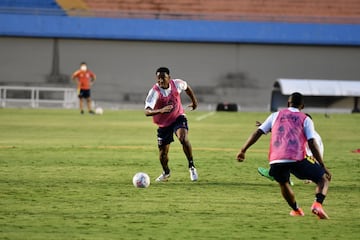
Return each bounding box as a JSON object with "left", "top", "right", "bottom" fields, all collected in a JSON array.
[
  {"left": 236, "top": 92, "right": 332, "bottom": 219},
  {"left": 145, "top": 67, "right": 198, "bottom": 182},
  {"left": 72, "top": 62, "right": 96, "bottom": 114}
]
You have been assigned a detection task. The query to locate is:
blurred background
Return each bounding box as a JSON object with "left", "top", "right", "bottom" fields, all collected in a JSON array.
[{"left": 0, "top": 0, "right": 359, "bottom": 112}]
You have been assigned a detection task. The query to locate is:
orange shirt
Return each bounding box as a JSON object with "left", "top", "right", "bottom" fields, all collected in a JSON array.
[{"left": 72, "top": 70, "right": 96, "bottom": 90}]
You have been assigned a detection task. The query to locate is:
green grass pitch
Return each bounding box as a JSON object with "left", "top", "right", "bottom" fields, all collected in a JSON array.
[{"left": 0, "top": 108, "right": 359, "bottom": 239}]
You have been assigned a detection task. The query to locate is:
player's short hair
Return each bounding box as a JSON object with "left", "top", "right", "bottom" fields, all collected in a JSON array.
[
  {"left": 80, "top": 62, "right": 87, "bottom": 66},
  {"left": 156, "top": 67, "right": 170, "bottom": 76},
  {"left": 288, "top": 92, "right": 304, "bottom": 108}
]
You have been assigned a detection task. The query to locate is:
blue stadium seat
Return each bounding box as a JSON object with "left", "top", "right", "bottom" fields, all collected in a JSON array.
[{"left": 0, "top": 0, "right": 61, "bottom": 10}]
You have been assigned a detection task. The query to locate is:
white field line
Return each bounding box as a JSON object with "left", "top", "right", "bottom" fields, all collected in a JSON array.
[
  {"left": 80, "top": 145, "right": 267, "bottom": 153},
  {"left": 0, "top": 144, "right": 267, "bottom": 153},
  {"left": 195, "top": 111, "right": 215, "bottom": 121}
]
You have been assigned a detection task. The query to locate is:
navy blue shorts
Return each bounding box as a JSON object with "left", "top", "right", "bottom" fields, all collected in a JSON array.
[
  {"left": 157, "top": 115, "right": 189, "bottom": 147},
  {"left": 78, "top": 89, "right": 91, "bottom": 98},
  {"left": 269, "top": 158, "right": 325, "bottom": 184}
]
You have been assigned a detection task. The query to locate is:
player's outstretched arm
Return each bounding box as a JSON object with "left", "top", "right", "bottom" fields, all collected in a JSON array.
[
  {"left": 308, "top": 138, "right": 332, "bottom": 181},
  {"left": 237, "top": 129, "right": 264, "bottom": 162}
]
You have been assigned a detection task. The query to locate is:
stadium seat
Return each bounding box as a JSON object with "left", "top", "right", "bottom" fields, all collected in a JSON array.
[{"left": 0, "top": 0, "right": 61, "bottom": 9}]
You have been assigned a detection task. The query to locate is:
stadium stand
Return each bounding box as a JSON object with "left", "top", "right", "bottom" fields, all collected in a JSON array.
[
  {"left": 0, "top": 0, "right": 59, "bottom": 9},
  {"left": 3, "top": 0, "right": 358, "bottom": 23},
  {"left": 0, "top": 0, "right": 359, "bottom": 44},
  {"left": 54, "top": 0, "right": 89, "bottom": 16},
  {"left": 0, "top": 0, "right": 359, "bottom": 111},
  {"left": 55, "top": 0, "right": 360, "bottom": 23},
  {"left": 0, "top": 0, "right": 65, "bottom": 15}
]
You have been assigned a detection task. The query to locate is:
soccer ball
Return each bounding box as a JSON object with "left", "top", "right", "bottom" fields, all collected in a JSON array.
[
  {"left": 95, "top": 107, "right": 103, "bottom": 115},
  {"left": 132, "top": 172, "right": 150, "bottom": 188}
]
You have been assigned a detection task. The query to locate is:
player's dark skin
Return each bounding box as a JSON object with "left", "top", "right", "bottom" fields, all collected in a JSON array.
[
  {"left": 236, "top": 96, "right": 331, "bottom": 216},
  {"left": 145, "top": 72, "right": 198, "bottom": 174}
]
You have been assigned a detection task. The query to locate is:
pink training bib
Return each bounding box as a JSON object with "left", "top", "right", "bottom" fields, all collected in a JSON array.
[
  {"left": 269, "top": 109, "right": 307, "bottom": 162},
  {"left": 152, "top": 80, "right": 184, "bottom": 127}
]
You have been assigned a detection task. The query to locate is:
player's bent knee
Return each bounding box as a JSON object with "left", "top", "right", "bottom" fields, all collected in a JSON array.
[{"left": 178, "top": 136, "right": 189, "bottom": 145}]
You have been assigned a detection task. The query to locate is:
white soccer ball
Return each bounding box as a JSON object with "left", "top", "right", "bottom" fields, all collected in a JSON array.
[
  {"left": 95, "top": 107, "right": 103, "bottom": 115},
  {"left": 132, "top": 172, "right": 150, "bottom": 188}
]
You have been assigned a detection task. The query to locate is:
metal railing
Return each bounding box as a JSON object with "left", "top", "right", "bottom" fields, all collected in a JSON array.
[{"left": 0, "top": 86, "right": 77, "bottom": 108}]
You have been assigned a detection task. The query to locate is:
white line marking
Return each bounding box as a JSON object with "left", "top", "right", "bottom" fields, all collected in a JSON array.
[
  {"left": 196, "top": 111, "right": 215, "bottom": 121},
  {"left": 80, "top": 145, "right": 268, "bottom": 152}
]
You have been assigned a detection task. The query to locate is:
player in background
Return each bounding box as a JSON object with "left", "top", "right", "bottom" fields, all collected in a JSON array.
[
  {"left": 144, "top": 67, "right": 198, "bottom": 182},
  {"left": 257, "top": 113, "right": 323, "bottom": 185},
  {"left": 72, "top": 62, "right": 96, "bottom": 114},
  {"left": 236, "top": 92, "right": 331, "bottom": 219}
]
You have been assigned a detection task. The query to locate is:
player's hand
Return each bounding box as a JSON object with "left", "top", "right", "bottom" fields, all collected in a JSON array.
[
  {"left": 236, "top": 151, "right": 246, "bottom": 162},
  {"left": 188, "top": 102, "right": 197, "bottom": 110},
  {"left": 255, "top": 121, "right": 262, "bottom": 127},
  {"left": 324, "top": 167, "right": 332, "bottom": 181},
  {"left": 161, "top": 105, "right": 173, "bottom": 113}
]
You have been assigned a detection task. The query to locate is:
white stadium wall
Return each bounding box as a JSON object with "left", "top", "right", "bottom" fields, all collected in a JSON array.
[{"left": 0, "top": 37, "right": 360, "bottom": 110}]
